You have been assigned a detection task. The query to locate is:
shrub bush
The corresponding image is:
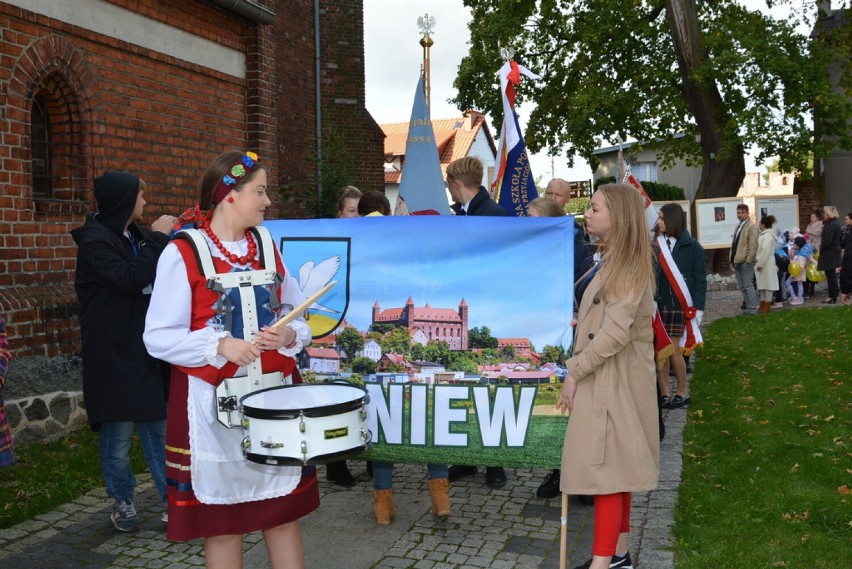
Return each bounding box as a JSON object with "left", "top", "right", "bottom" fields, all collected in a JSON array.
[{"left": 642, "top": 181, "right": 685, "bottom": 201}]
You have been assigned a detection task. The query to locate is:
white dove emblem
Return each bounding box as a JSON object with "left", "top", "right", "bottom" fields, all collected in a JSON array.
[{"left": 298, "top": 256, "right": 340, "bottom": 314}]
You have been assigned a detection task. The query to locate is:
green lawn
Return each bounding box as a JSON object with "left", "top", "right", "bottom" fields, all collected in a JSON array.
[
  {"left": 0, "top": 426, "right": 148, "bottom": 528},
  {"left": 675, "top": 306, "right": 851, "bottom": 567}
]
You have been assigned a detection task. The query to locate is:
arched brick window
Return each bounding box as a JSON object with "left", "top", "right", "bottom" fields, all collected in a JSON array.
[
  {"left": 6, "top": 35, "right": 98, "bottom": 212},
  {"left": 31, "top": 72, "right": 87, "bottom": 204},
  {"left": 31, "top": 92, "right": 52, "bottom": 197}
]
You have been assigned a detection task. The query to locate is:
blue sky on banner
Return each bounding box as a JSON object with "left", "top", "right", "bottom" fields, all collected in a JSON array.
[
  {"left": 399, "top": 74, "right": 451, "bottom": 215},
  {"left": 265, "top": 216, "right": 575, "bottom": 351}
]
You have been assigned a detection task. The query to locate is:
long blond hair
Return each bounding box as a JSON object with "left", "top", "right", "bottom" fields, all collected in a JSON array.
[{"left": 595, "top": 184, "right": 656, "bottom": 300}]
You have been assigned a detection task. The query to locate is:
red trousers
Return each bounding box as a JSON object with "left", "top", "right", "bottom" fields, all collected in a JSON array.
[{"left": 592, "top": 492, "right": 631, "bottom": 556}]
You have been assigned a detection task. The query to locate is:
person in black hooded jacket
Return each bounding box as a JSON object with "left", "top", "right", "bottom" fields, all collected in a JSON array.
[{"left": 71, "top": 171, "right": 177, "bottom": 532}]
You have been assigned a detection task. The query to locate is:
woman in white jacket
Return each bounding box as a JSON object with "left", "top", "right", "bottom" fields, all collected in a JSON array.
[{"left": 755, "top": 215, "right": 780, "bottom": 314}]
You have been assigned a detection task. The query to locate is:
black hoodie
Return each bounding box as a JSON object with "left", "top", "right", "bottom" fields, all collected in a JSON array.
[{"left": 71, "top": 171, "right": 170, "bottom": 427}]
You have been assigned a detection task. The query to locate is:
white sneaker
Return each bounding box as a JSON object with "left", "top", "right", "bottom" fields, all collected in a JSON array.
[{"left": 161, "top": 511, "right": 168, "bottom": 523}]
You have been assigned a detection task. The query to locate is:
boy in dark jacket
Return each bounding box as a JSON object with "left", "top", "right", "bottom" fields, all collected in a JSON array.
[{"left": 71, "top": 171, "right": 176, "bottom": 532}]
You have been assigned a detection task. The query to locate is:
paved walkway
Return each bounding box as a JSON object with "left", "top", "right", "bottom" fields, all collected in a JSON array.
[{"left": 4, "top": 286, "right": 783, "bottom": 569}]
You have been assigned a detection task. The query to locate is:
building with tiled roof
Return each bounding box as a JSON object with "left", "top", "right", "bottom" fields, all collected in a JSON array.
[
  {"left": 373, "top": 298, "right": 469, "bottom": 350},
  {"left": 479, "top": 370, "right": 556, "bottom": 385},
  {"left": 357, "top": 338, "right": 382, "bottom": 362},
  {"left": 377, "top": 353, "right": 412, "bottom": 372},
  {"left": 380, "top": 111, "right": 497, "bottom": 211},
  {"left": 496, "top": 338, "right": 540, "bottom": 364},
  {"left": 299, "top": 347, "right": 341, "bottom": 374}
]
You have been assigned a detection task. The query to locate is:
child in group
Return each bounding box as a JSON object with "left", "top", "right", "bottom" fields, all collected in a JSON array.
[{"left": 787, "top": 236, "right": 814, "bottom": 305}]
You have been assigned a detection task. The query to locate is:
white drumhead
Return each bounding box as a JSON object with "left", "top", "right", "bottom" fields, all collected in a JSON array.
[{"left": 242, "top": 384, "right": 364, "bottom": 411}]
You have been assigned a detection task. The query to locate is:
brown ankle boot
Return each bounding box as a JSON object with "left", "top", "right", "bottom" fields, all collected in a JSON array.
[
  {"left": 428, "top": 478, "right": 451, "bottom": 517},
  {"left": 758, "top": 301, "right": 770, "bottom": 314},
  {"left": 373, "top": 489, "right": 395, "bottom": 526}
]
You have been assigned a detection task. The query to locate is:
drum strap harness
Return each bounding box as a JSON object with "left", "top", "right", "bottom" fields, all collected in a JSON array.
[{"left": 176, "top": 226, "right": 290, "bottom": 426}]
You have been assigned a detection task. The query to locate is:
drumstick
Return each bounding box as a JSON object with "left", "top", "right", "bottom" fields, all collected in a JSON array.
[{"left": 257, "top": 280, "right": 337, "bottom": 341}]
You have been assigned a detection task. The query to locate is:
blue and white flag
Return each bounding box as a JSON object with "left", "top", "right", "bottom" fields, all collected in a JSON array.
[
  {"left": 490, "top": 61, "right": 540, "bottom": 217},
  {"left": 398, "top": 74, "right": 451, "bottom": 215}
]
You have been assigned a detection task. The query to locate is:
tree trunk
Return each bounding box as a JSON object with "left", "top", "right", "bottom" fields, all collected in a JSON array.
[{"left": 665, "top": 0, "right": 745, "bottom": 199}]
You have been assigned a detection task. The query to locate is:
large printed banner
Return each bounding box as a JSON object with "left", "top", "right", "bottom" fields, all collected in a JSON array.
[{"left": 264, "top": 216, "right": 574, "bottom": 469}]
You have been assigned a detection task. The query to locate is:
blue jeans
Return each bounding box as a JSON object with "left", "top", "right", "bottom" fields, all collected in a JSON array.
[
  {"left": 372, "top": 461, "right": 448, "bottom": 490},
  {"left": 99, "top": 420, "right": 167, "bottom": 502}
]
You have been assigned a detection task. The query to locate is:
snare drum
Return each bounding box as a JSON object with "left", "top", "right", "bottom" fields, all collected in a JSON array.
[{"left": 240, "top": 383, "right": 371, "bottom": 466}]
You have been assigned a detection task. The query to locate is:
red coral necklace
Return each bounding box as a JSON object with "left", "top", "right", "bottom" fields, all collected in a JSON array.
[{"left": 199, "top": 220, "right": 257, "bottom": 265}]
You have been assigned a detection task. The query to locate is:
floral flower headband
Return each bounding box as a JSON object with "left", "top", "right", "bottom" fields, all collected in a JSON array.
[
  {"left": 173, "top": 151, "right": 260, "bottom": 231},
  {"left": 212, "top": 151, "right": 259, "bottom": 205}
]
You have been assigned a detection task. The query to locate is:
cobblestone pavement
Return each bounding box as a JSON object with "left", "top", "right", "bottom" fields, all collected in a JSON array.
[{"left": 2, "top": 287, "right": 784, "bottom": 569}]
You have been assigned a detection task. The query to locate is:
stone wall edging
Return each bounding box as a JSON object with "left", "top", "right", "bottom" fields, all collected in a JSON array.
[{"left": 5, "top": 390, "right": 89, "bottom": 446}]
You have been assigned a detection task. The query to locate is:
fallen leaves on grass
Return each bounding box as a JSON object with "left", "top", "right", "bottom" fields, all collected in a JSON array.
[
  {"left": 838, "top": 484, "right": 850, "bottom": 496},
  {"left": 782, "top": 509, "right": 810, "bottom": 522}
]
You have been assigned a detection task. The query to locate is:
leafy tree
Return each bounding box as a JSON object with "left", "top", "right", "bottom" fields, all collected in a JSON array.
[
  {"left": 453, "top": 0, "right": 852, "bottom": 198},
  {"left": 565, "top": 196, "right": 589, "bottom": 214},
  {"left": 383, "top": 361, "right": 406, "bottom": 373},
  {"left": 410, "top": 343, "right": 427, "bottom": 362},
  {"left": 351, "top": 357, "right": 376, "bottom": 376},
  {"left": 370, "top": 323, "right": 398, "bottom": 335},
  {"left": 468, "top": 326, "right": 498, "bottom": 349},
  {"left": 300, "top": 370, "right": 317, "bottom": 384},
  {"left": 478, "top": 348, "right": 501, "bottom": 364},
  {"left": 336, "top": 327, "right": 364, "bottom": 362},
  {"left": 540, "top": 344, "right": 567, "bottom": 364},
  {"left": 762, "top": 155, "right": 813, "bottom": 184},
  {"left": 500, "top": 345, "right": 516, "bottom": 361},
  {"left": 425, "top": 340, "right": 452, "bottom": 365},
  {"left": 447, "top": 351, "right": 480, "bottom": 375},
  {"left": 346, "top": 373, "right": 365, "bottom": 387},
  {"left": 380, "top": 327, "right": 411, "bottom": 356}
]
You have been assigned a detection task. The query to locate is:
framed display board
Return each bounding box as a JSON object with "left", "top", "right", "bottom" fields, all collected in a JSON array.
[
  {"left": 652, "top": 200, "right": 692, "bottom": 234},
  {"left": 754, "top": 195, "right": 799, "bottom": 234},
  {"left": 695, "top": 197, "right": 744, "bottom": 249}
]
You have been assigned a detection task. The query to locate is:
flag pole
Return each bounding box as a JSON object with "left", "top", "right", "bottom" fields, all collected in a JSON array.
[{"left": 417, "top": 13, "right": 436, "bottom": 110}]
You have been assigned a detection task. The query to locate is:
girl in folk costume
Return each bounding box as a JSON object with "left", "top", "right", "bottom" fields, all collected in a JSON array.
[
  {"left": 654, "top": 203, "right": 706, "bottom": 409},
  {"left": 557, "top": 184, "right": 660, "bottom": 569},
  {"left": 144, "top": 151, "right": 318, "bottom": 569}
]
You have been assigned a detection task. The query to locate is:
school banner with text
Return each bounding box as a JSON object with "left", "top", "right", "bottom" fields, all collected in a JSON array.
[{"left": 264, "top": 215, "right": 574, "bottom": 469}]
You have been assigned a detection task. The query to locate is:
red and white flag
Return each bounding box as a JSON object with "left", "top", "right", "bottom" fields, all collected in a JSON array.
[
  {"left": 490, "top": 60, "right": 541, "bottom": 216},
  {"left": 624, "top": 170, "right": 659, "bottom": 234}
]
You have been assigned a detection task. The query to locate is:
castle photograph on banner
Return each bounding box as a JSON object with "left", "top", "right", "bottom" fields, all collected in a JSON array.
[{"left": 264, "top": 215, "right": 575, "bottom": 468}]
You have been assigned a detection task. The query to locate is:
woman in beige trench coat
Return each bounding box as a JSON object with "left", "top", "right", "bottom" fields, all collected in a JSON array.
[{"left": 557, "top": 184, "right": 660, "bottom": 569}]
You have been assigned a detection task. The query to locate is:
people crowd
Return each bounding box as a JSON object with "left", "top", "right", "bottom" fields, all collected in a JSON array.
[{"left": 3, "top": 147, "right": 846, "bottom": 569}]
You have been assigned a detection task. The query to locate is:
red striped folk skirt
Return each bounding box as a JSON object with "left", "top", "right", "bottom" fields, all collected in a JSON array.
[{"left": 164, "top": 368, "right": 319, "bottom": 542}]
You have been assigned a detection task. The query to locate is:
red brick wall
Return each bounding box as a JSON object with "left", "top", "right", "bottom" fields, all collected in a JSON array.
[
  {"left": 0, "top": 0, "right": 382, "bottom": 356},
  {"left": 272, "top": 0, "right": 319, "bottom": 218},
  {"left": 273, "top": 0, "right": 385, "bottom": 218},
  {"left": 0, "top": 1, "right": 260, "bottom": 355},
  {"left": 317, "top": 0, "right": 384, "bottom": 194}
]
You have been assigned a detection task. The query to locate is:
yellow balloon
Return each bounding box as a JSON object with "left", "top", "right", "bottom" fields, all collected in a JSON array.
[
  {"left": 788, "top": 262, "right": 802, "bottom": 277},
  {"left": 806, "top": 264, "right": 826, "bottom": 283}
]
